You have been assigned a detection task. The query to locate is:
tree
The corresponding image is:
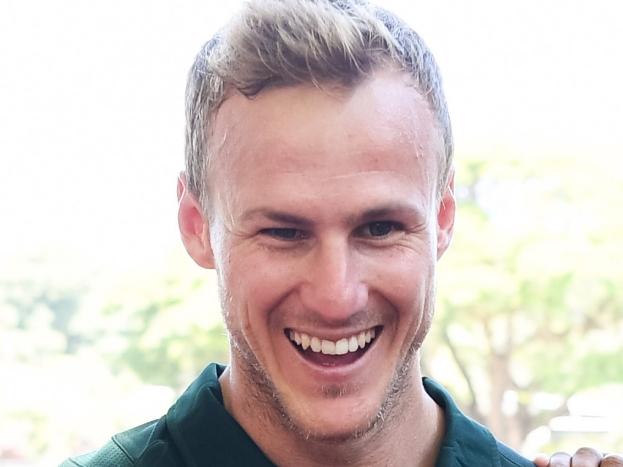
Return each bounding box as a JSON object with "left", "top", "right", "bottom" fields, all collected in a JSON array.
[
  {"left": 95, "top": 256, "right": 229, "bottom": 391},
  {"left": 425, "top": 153, "right": 623, "bottom": 449}
]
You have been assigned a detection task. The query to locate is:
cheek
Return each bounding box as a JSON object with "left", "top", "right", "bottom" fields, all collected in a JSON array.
[
  {"left": 223, "top": 253, "right": 298, "bottom": 331},
  {"left": 369, "top": 247, "right": 434, "bottom": 299},
  {"left": 369, "top": 249, "right": 436, "bottom": 345}
]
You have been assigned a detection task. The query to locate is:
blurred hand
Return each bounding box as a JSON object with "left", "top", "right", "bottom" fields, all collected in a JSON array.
[{"left": 534, "top": 448, "right": 623, "bottom": 467}]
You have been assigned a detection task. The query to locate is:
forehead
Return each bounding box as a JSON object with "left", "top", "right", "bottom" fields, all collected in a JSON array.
[{"left": 209, "top": 72, "right": 442, "bottom": 205}]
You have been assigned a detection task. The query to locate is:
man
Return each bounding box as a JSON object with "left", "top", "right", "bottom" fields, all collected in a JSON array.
[{"left": 62, "top": 1, "right": 622, "bottom": 466}]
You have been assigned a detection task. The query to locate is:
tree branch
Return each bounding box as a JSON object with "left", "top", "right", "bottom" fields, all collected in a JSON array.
[{"left": 442, "top": 327, "right": 484, "bottom": 422}]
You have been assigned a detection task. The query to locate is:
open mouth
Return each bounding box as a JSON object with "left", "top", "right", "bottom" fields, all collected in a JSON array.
[{"left": 285, "top": 326, "right": 381, "bottom": 366}]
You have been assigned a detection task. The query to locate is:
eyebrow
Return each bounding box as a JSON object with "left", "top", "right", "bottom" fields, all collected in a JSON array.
[
  {"left": 355, "top": 205, "right": 416, "bottom": 221},
  {"left": 241, "top": 208, "right": 313, "bottom": 227},
  {"left": 350, "top": 204, "right": 427, "bottom": 225},
  {"left": 241, "top": 203, "right": 426, "bottom": 227}
]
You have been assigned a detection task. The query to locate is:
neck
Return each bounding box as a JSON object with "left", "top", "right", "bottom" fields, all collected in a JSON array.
[{"left": 219, "top": 359, "right": 446, "bottom": 467}]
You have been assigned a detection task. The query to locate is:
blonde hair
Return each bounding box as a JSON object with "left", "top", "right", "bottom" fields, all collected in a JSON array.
[{"left": 185, "top": 0, "right": 453, "bottom": 208}]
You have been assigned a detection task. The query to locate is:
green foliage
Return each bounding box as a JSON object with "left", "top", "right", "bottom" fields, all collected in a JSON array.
[
  {"left": 0, "top": 255, "right": 87, "bottom": 355},
  {"left": 427, "top": 151, "right": 623, "bottom": 448},
  {"left": 92, "top": 259, "right": 230, "bottom": 390},
  {"left": 118, "top": 322, "right": 229, "bottom": 388}
]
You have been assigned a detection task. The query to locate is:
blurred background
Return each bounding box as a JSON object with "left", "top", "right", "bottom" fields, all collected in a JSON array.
[{"left": 1, "top": 0, "right": 622, "bottom": 465}]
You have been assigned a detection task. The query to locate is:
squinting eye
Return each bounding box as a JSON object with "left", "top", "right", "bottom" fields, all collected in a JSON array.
[
  {"left": 261, "top": 228, "right": 306, "bottom": 241},
  {"left": 360, "top": 221, "right": 400, "bottom": 237}
]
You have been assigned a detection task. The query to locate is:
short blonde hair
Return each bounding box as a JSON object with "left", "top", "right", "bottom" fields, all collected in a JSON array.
[{"left": 185, "top": 0, "right": 453, "bottom": 208}]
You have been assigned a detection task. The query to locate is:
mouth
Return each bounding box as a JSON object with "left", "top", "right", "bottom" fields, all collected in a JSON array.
[{"left": 285, "top": 326, "right": 381, "bottom": 367}]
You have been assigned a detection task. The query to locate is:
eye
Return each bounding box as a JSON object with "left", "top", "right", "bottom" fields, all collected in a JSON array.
[
  {"left": 357, "top": 221, "right": 402, "bottom": 238},
  {"left": 260, "top": 228, "right": 307, "bottom": 241}
]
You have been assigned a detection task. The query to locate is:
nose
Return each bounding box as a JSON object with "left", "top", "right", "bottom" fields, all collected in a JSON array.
[{"left": 299, "top": 237, "right": 368, "bottom": 323}]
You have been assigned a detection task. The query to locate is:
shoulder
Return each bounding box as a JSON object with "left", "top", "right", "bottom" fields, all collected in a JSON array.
[
  {"left": 59, "top": 436, "right": 135, "bottom": 467},
  {"left": 59, "top": 418, "right": 179, "bottom": 467},
  {"left": 59, "top": 363, "right": 227, "bottom": 467}
]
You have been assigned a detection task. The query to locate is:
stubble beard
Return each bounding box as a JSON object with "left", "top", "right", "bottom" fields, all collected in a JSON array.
[{"left": 226, "top": 324, "right": 426, "bottom": 445}]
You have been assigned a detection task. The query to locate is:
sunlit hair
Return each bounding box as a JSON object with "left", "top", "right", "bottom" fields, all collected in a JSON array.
[{"left": 185, "top": 0, "right": 453, "bottom": 209}]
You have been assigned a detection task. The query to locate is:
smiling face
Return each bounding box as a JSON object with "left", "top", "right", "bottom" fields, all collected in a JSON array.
[{"left": 179, "top": 72, "right": 455, "bottom": 442}]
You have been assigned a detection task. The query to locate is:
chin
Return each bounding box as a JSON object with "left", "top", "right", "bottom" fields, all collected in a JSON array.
[
  {"left": 282, "top": 392, "right": 386, "bottom": 443},
  {"left": 292, "top": 416, "right": 380, "bottom": 444},
  {"left": 288, "top": 351, "right": 420, "bottom": 444}
]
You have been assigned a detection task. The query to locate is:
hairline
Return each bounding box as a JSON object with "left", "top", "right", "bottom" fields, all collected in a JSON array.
[{"left": 201, "top": 74, "right": 449, "bottom": 219}]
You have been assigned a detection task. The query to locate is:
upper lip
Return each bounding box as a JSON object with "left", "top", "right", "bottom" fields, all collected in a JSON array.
[{"left": 284, "top": 325, "right": 380, "bottom": 341}]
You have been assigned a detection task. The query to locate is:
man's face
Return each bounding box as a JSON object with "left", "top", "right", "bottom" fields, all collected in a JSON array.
[{"left": 202, "top": 72, "right": 454, "bottom": 440}]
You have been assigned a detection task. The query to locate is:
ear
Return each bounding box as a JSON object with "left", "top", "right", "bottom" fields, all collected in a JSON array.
[
  {"left": 436, "top": 168, "right": 456, "bottom": 260},
  {"left": 177, "top": 172, "right": 215, "bottom": 269}
]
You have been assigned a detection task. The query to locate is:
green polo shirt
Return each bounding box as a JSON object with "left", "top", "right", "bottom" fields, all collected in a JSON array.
[{"left": 61, "top": 363, "right": 534, "bottom": 467}]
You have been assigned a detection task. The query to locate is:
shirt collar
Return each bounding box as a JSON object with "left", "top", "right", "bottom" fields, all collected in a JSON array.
[
  {"left": 166, "top": 363, "right": 274, "bottom": 467},
  {"left": 167, "top": 365, "right": 504, "bottom": 467},
  {"left": 424, "top": 377, "right": 501, "bottom": 467}
]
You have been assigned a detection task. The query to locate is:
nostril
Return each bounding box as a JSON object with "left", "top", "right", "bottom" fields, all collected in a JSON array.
[{"left": 298, "top": 282, "right": 369, "bottom": 323}]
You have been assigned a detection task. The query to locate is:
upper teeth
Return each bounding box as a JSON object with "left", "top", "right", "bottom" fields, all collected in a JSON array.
[{"left": 288, "top": 328, "right": 376, "bottom": 355}]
